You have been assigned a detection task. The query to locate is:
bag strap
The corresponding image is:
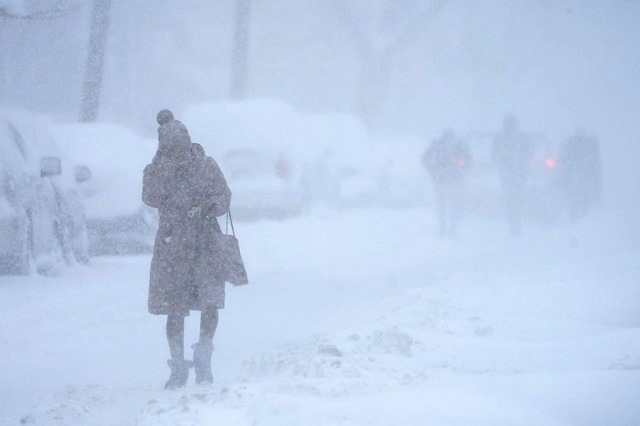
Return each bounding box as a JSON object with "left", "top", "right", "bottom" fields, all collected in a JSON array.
[{"left": 226, "top": 209, "right": 236, "bottom": 236}]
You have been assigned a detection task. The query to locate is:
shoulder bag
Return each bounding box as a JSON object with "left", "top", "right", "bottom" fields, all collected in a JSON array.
[{"left": 220, "top": 210, "right": 249, "bottom": 286}]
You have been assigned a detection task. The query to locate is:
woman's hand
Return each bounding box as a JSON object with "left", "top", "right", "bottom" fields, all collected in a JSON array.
[{"left": 187, "top": 205, "right": 202, "bottom": 218}]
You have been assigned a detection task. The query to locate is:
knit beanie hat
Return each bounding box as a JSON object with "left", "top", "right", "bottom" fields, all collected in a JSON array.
[{"left": 156, "top": 109, "right": 191, "bottom": 153}]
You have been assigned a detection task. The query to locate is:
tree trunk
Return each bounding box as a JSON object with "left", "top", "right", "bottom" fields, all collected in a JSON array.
[
  {"left": 229, "top": 0, "right": 251, "bottom": 99},
  {"left": 80, "top": 0, "right": 112, "bottom": 122},
  {"left": 356, "top": 52, "right": 392, "bottom": 129}
]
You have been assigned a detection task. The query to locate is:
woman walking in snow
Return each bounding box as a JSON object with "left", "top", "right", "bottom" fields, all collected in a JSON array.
[{"left": 142, "top": 109, "right": 231, "bottom": 389}]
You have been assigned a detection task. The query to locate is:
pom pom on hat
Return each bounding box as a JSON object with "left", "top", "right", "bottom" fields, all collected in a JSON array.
[{"left": 157, "top": 109, "right": 174, "bottom": 126}]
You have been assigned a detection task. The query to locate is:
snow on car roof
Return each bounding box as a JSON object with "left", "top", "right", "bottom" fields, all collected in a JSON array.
[
  {"left": 0, "top": 107, "right": 82, "bottom": 184},
  {"left": 49, "top": 122, "right": 157, "bottom": 219},
  {"left": 182, "top": 98, "right": 382, "bottom": 171}
]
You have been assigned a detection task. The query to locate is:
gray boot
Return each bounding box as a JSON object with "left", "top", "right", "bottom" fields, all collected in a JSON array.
[
  {"left": 192, "top": 342, "right": 214, "bottom": 384},
  {"left": 164, "top": 359, "right": 192, "bottom": 390}
]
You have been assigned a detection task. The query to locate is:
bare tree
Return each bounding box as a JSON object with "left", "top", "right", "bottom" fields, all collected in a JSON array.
[
  {"left": 79, "top": 0, "right": 112, "bottom": 122},
  {"left": 332, "top": 0, "right": 446, "bottom": 128},
  {"left": 229, "top": 0, "right": 252, "bottom": 99}
]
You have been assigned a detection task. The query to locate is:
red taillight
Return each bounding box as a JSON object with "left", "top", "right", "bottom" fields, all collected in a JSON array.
[
  {"left": 275, "top": 158, "right": 291, "bottom": 179},
  {"left": 545, "top": 157, "right": 556, "bottom": 169}
]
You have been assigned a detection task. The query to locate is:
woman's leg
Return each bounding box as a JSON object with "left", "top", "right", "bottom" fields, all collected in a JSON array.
[
  {"left": 199, "top": 306, "right": 219, "bottom": 344},
  {"left": 193, "top": 306, "right": 218, "bottom": 384},
  {"left": 165, "top": 314, "right": 191, "bottom": 389},
  {"left": 166, "top": 314, "right": 185, "bottom": 360}
]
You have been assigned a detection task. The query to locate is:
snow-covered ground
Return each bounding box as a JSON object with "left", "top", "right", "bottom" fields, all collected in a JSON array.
[{"left": 1, "top": 207, "right": 640, "bottom": 425}]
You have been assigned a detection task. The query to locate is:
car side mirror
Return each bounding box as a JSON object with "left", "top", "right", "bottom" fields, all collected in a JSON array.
[
  {"left": 74, "top": 165, "right": 92, "bottom": 183},
  {"left": 40, "top": 156, "right": 62, "bottom": 177}
]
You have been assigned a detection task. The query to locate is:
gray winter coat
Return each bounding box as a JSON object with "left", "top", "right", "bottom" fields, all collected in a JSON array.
[{"left": 142, "top": 144, "right": 231, "bottom": 316}]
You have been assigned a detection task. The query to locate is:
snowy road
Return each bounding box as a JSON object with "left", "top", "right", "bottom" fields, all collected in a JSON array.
[{"left": 1, "top": 208, "right": 640, "bottom": 425}]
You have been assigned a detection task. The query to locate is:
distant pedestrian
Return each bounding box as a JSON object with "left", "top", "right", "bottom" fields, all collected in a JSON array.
[
  {"left": 423, "top": 129, "right": 471, "bottom": 236},
  {"left": 492, "top": 115, "right": 533, "bottom": 237},
  {"left": 558, "top": 128, "right": 602, "bottom": 221},
  {"left": 142, "top": 109, "right": 232, "bottom": 389}
]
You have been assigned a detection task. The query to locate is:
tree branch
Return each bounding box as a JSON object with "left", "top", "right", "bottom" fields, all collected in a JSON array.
[
  {"left": 332, "top": 0, "right": 447, "bottom": 61},
  {"left": 331, "top": 0, "right": 373, "bottom": 60},
  {"left": 0, "top": 2, "right": 86, "bottom": 20},
  {"left": 383, "top": 0, "right": 447, "bottom": 58}
]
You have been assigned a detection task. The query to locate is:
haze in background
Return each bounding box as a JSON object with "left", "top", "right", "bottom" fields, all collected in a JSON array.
[
  {"left": 1, "top": 0, "right": 639, "bottom": 227},
  {"left": 2, "top": 3, "right": 640, "bottom": 423}
]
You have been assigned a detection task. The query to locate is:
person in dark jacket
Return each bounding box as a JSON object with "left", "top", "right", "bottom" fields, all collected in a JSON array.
[
  {"left": 423, "top": 129, "right": 471, "bottom": 236},
  {"left": 142, "top": 109, "right": 232, "bottom": 389}
]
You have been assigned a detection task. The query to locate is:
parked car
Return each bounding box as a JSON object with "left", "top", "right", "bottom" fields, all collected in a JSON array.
[
  {"left": 221, "top": 148, "right": 307, "bottom": 220},
  {"left": 0, "top": 107, "right": 89, "bottom": 275},
  {"left": 330, "top": 138, "right": 428, "bottom": 210},
  {"left": 184, "top": 99, "right": 424, "bottom": 217},
  {"left": 184, "top": 99, "right": 311, "bottom": 221},
  {"left": 50, "top": 122, "right": 158, "bottom": 255}
]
